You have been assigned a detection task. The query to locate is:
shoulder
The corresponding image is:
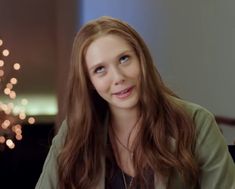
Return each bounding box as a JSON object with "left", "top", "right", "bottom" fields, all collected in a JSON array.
[
  {"left": 171, "top": 97, "right": 215, "bottom": 126},
  {"left": 52, "top": 120, "right": 68, "bottom": 152},
  {"left": 170, "top": 97, "right": 221, "bottom": 145}
]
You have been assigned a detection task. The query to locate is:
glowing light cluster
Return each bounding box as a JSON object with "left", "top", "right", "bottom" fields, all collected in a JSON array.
[{"left": 0, "top": 37, "right": 35, "bottom": 150}]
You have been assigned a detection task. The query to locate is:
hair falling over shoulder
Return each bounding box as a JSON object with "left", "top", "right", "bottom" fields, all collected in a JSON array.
[{"left": 57, "top": 16, "right": 200, "bottom": 189}]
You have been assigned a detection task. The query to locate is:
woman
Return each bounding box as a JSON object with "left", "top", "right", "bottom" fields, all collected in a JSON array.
[{"left": 35, "top": 16, "right": 235, "bottom": 189}]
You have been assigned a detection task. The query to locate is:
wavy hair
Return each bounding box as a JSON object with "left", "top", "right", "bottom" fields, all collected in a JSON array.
[{"left": 58, "top": 16, "right": 199, "bottom": 189}]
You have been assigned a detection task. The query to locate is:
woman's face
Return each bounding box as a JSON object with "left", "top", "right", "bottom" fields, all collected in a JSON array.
[{"left": 85, "top": 34, "right": 141, "bottom": 113}]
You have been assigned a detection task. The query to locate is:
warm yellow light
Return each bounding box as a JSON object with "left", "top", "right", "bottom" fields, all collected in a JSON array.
[
  {"left": 12, "top": 124, "right": 22, "bottom": 132},
  {"left": 6, "top": 139, "right": 13, "bottom": 146},
  {"left": 6, "top": 83, "right": 13, "bottom": 89},
  {"left": 4, "top": 107, "right": 11, "bottom": 114},
  {"left": 0, "top": 60, "right": 4, "bottom": 67},
  {"left": 1, "top": 120, "right": 11, "bottom": 129},
  {"left": 8, "top": 103, "right": 14, "bottom": 109},
  {"left": 0, "top": 69, "right": 4, "bottom": 77},
  {"left": 0, "top": 103, "right": 8, "bottom": 111},
  {"left": 15, "top": 124, "right": 22, "bottom": 130},
  {"left": 9, "top": 91, "right": 16, "bottom": 99},
  {"left": 0, "top": 136, "right": 6, "bottom": 143},
  {"left": 28, "top": 117, "right": 35, "bottom": 124},
  {"left": 10, "top": 77, "right": 17, "bottom": 84},
  {"left": 4, "top": 88, "right": 11, "bottom": 95},
  {"left": 9, "top": 144, "right": 15, "bottom": 149},
  {"left": 0, "top": 39, "right": 3, "bottom": 46},
  {"left": 16, "top": 134, "right": 23, "bottom": 141},
  {"left": 13, "top": 63, "right": 21, "bottom": 70},
  {"left": 2, "top": 49, "right": 10, "bottom": 56},
  {"left": 19, "top": 112, "right": 26, "bottom": 120},
  {"left": 15, "top": 127, "right": 22, "bottom": 135},
  {"left": 6, "top": 139, "right": 15, "bottom": 149}
]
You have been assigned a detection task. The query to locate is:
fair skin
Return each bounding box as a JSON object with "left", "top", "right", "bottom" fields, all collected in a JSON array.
[{"left": 85, "top": 34, "right": 141, "bottom": 176}]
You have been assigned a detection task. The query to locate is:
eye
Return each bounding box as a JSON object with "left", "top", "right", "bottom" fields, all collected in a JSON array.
[
  {"left": 94, "top": 66, "right": 105, "bottom": 74},
  {"left": 119, "top": 55, "right": 129, "bottom": 64}
]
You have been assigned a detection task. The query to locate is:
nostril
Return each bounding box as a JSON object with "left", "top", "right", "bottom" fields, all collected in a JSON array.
[{"left": 114, "top": 79, "right": 125, "bottom": 85}]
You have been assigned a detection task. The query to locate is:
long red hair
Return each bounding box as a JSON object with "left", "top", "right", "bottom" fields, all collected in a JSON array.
[{"left": 58, "top": 16, "right": 199, "bottom": 189}]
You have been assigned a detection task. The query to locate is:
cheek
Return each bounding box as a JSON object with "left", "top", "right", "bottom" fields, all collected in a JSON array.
[
  {"left": 131, "top": 63, "right": 141, "bottom": 79},
  {"left": 91, "top": 79, "right": 110, "bottom": 93}
]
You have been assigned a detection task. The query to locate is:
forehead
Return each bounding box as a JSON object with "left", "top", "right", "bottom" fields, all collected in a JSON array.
[{"left": 85, "top": 34, "right": 132, "bottom": 66}]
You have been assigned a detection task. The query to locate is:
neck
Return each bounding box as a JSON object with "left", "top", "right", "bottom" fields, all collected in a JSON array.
[
  {"left": 110, "top": 107, "right": 139, "bottom": 134},
  {"left": 109, "top": 108, "right": 139, "bottom": 177}
]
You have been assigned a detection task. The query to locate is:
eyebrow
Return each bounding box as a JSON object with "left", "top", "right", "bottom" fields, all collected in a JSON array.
[{"left": 87, "top": 49, "right": 134, "bottom": 72}]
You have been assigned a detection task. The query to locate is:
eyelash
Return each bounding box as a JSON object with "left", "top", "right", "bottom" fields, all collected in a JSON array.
[
  {"left": 94, "top": 66, "right": 105, "bottom": 74},
  {"left": 93, "top": 55, "right": 130, "bottom": 74},
  {"left": 119, "top": 55, "right": 129, "bottom": 63}
]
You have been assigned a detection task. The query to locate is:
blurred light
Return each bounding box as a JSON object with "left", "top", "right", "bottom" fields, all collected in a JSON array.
[
  {"left": 9, "top": 91, "right": 16, "bottom": 99},
  {"left": 0, "top": 104, "right": 8, "bottom": 111},
  {"left": 0, "top": 39, "right": 3, "bottom": 46},
  {"left": 8, "top": 103, "right": 14, "bottom": 108},
  {"left": 21, "top": 99, "right": 28, "bottom": 105},
  {"left": 13, "top": 63, "right": 21, "bottom": 70},
  {"left": 0, "top": 69, "right": 4, "bottom": 77},
  {"left": 0, "top": 60, "right": 4, "bottom": 67},
  {"left": 9, "top": 144, "right": 15, "bottom": 149},
  {"left": 19, "top": 112, "right": 26, "bottom": 120},
  {"left": 10, "top": 77, "right": 17, "bottom": 85},
  {"left": 4, "top": 88, "right": 11, "bottom": 95},
  {"left": 12, "top": 105, "right": 21, "bottom": 115},
  {"left": 2, "top": 49, "right": 10, "bottom": 56},
  {"left": 15, "top": 128, "right": 22, "bottom": 135},
  {"left": 4, "top": 107, "right": 11, "bottom": 114},
  {"left": 6, "top": 83, "right": 13, "bottom": 89},
  {"left": 1, "top": 120, "right": 11, "bottom": 129},
  {"left": 0, "top": 136, "right": 6, "bottom": 143},
  {"left": 15, "top": 124, "right": 22, "bottom": 130},
  {"left": 12, "top": 124, "right": 22, "bottom": 132},
  {"left": 6, "top": 139, "right": 13, "bottom": 146},
  {"left": 6, "top": 139, "right": 15, "bottom": 149},
  {"left": 15, "top": 134, "right": 23, "bottom": 141},
  {"left": 28, "top": 117, "right": 35, "bottom": 124}
]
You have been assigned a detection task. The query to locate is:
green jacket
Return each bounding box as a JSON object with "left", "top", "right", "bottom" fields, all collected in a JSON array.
[{"left": 35, "top": 99, "right": 235, "bottom": 189}]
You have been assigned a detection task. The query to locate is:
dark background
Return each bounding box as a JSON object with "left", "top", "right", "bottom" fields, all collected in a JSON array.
[{"left": 0, "top": 123, "right": 54, "bottom": 189}]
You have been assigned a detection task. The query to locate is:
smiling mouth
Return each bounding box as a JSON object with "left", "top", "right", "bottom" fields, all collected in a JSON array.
[{"left": 113, "top": 86, "right": 134, "bottom": 99}]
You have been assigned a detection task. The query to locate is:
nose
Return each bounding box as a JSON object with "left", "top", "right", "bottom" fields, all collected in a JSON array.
[{"left": 111, "top": 66, "right": 125, "bottom": 85}]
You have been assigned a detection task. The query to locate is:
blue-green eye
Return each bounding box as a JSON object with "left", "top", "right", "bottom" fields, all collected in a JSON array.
[
  {"left": 119, "top": 55, "right": 129, "bottom": 64},
  {"left": 94, "top": 66, "right": 105, "bottom": 74}
]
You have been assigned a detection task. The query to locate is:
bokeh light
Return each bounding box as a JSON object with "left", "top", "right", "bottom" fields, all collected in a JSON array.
[
  {"left": 13, "top": 63, "right": 21, "bottom": 70},
  {"left": 28, "top": 117, "right": 35, "bottom": 125},
  {"left": 2, "top": 49, "right": 10, "bottom": 56},
  {"left": 0, "top": 60, "right": 4, "bottom": 67}
]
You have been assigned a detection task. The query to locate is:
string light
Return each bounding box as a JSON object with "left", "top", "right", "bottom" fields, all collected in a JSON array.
[
  {"left": 0, "top": 136, "right": 6, "bottom": 143},
  {"left": 0, "top": 69, "right": 4, "bottom": 77},
  {"left": 28, "top": 117, "right": 35, "bottom": 125},
  {"left": 2, "top": 49, "right": 10, "bottom": 56},
  {"left": 4, "top": 88, "right": 11, "bottom": 95},
  {"left": 21, "top": 99, "right": 28, "bottom": 106},
  {"left": 13, "top": 63, "right": 21, "bottom": 70},
  {"left": 9, "top": 91, "right": 16, "bottom": 99},
  {"left": 0, "top": 60, "right": 4, "bottom": 67},
  {"left": 6, "top": 83, "right": 13, "bottom": 90},
  {"left": 10, "top": 77, "right": 17, "bottom": 85},
  {"left": 0, "top": 37, "right": 35, "bottom": 150}
]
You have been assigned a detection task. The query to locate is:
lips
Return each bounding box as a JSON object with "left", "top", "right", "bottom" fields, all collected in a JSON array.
[{"left": 112, "top": 86, "right": 134, "bottom": 99}]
